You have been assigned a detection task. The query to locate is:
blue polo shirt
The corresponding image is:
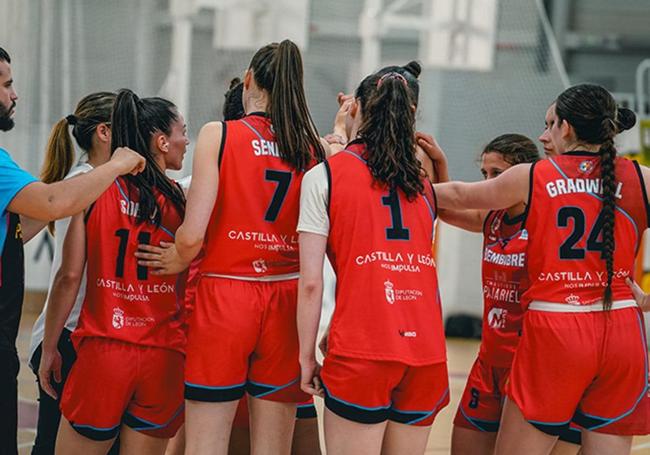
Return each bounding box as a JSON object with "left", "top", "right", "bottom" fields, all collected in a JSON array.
[
  {"left": 0, "top": 147, "right": 37, "bottom": 252},
  {"left": 0, "top": 147, "right": 37, "bottom": 352}
]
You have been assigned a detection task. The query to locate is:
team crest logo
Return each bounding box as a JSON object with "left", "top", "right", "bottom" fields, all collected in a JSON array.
[
  {"left": 565, "top": 294, "right": 581, "bottom": 305},
  {"left": 112, "top": 307, "right": 125, "bottom": 329},
  {"left": 384, "top": 279, "right": 395, "bottom": 305},
  {"left": 488, "top": 307, "right": 507, "bottom": 329},
  {"left": 578, "top": 160, "right": 595, "bottom": 175},
  {"left": 519, "top": 229, "right": 528, "bottom": 240},
  {"left": 252, "top": 258, "right": 268, "bottom": 273}
]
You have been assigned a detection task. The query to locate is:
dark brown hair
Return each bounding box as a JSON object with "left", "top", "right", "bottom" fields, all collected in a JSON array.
[
  {"left": 481, "top": 133, "right": 540, "bottom": 166},
  {"left": 0, "top": 47, "right": 10, "bottom": 63},
  {"left": 355, "top": 62, "right": 423, "bottom": 199},
  {"left": 248, "top": 40, "right": 325, "bottom": 171},
  {"left": 111, "top": 89, "right": 186, "bottom": 226},
  {"left": 223, "top": 77, "right": 244, "bottom": 121},
  {"left": 555, "top": 83, "right": 636, "bottom": 309}
]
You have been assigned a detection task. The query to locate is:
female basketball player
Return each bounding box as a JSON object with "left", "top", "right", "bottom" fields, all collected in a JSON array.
[
  {"left": 159, "top": 75, "right": 322, "bottom": 455},
  {"left": 429, "top": 135, "right": 540, "bottom": 454},
  {"left": 297, "top": 62, "right": 448, "bottom": 455},
  {"left": 433, "top": 84, "right": 644, "bottom": 455},
  {"left": 419, "top": 133, "right": 583, "bottom": 454},
  {"left": 39, "top": 88, "right": 188, "bottom": 455},
  {"left": 160, "top": 40, "right": 325, "bottom": 455},
  {"left": 29, "top": 92, "right": 118, "bottom": 455}
]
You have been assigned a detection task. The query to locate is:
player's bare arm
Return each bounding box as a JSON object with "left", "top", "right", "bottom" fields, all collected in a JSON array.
[{"left": 9, "top": 147, "right": 145, "bottom": 221}]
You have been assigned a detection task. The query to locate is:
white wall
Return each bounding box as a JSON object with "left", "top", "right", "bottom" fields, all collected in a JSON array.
[{"left": 436, "top": 222, "right": 484, "bottom": 318}]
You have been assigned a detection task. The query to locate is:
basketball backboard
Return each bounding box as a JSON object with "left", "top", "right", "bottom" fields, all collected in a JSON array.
[{"left": 419, "top": 0, "right": 498, "bottom": 71}]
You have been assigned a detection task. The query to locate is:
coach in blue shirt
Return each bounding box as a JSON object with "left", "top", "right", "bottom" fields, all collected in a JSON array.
[{"left": 0, "top": 47, "right": 146, "bottom": 454}]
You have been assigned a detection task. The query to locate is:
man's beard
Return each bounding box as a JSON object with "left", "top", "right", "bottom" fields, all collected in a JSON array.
[{"left": 0, "top": 101, "right": 15, "bottom": 131}]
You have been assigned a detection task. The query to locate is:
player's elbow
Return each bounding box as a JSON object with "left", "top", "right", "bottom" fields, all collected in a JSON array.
[
  {"left": 40, "top": 187, "right": 77, "bottom": 221},
  {"left": 46, "top": 199, "right": 73, "bottom": 221},
  {"left": 300, "top": 275, "right": 323, "bottom": 298},
  {"left": 53, "top": 268, "right": 83, "bottom": 289}
]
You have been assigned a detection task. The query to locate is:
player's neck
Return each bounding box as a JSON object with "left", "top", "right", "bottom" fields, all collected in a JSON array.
[
  {"left": 564, "top": 142, "right": 600, "bottom": 154},
  {"left": 154, "top": 154, "right": 167, "bottom": 173},
  {"left": 87, "top": 147, "right": 110, "bottom": 169},
  {"left": 348, "top": 123, "right": 362, "bottom": 143},
  {"left": 244, "top": 94, "right": 268, "bottom": 116}
]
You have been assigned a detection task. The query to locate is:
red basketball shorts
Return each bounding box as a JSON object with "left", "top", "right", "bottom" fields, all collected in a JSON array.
[
  {"left": 61, "top": 337, "right": 184, "bottom": 441},
  {"left": 296, "top": 398, "right": 318, "bottom": 419},
  {"left": 453, "top": 355, "right": 584, "bottom": 444},
  {"left": 184, "top": 277, "right": 309, "bottom": 403},
  {"left": 453, "top": 357, "right": 509, "bottom": 432},
  {"left": 507, "top": 307, "right": 648, "bottom": 435},
  {"left": 320, "top": 354, "right": 449, "bottom": 426},
  {"left": 597, "top": 366, "right": 650, "bottom": 436}
]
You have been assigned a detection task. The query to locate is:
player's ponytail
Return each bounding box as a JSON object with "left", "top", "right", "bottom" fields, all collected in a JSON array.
[
  {"left": 357, "top": 73, "right": 422, "bottom": 199},
  {"left": 248, "top": 40, "right": 325, "bottom": 171},
  {"left": 41, "top": 118, "right": 75, "bottom": 186},
  {"left": 599, "top": 130, "right": 617, "bottom": 308},
  {"left": 555, "top": 84, "right": 636, "bottom": 310},
  {"left": 111, "top": 89, "right": 185, "bottom": 226},
  {"left": 354, "top": 61, "right": 423, "bottom": 199},
  {"left": 41, "top": 91, "right": 116, "bottom": 233}
]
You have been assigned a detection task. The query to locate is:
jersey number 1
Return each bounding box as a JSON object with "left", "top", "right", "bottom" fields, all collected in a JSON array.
[
  {"left": 382, "top": 189, "right": 410, "bottom": 240},
  {"left": 115, "top": 229, "right": 150, "bottom": 280}
]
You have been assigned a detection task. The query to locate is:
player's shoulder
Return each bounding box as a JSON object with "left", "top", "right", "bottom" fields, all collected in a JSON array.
[
  {"left": 198, "top": 121, "right": 224, "bottom": 139},
  {"left": 303, "top": 162, "right": 328, "bottom": 187},
  {"left": 65, "top": 162, "right": 93, "bottom": 179}
]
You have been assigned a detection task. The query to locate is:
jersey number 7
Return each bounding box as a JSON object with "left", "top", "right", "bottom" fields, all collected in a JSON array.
[{"left": 265, "top": 169, "right": 292, "bottom": 222}]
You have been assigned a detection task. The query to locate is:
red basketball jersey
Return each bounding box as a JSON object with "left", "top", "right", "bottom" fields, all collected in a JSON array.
[
  {"left": 73, "top": 178, "right": 185, "bottom": 352},
  {"left": 478, "top": 210, "right": 528, "bottom": 367},
  {"left": 201, "top": 113, "right": 313, "bottom": 277},
  {"left": 326, "top": 141, "right": 446, "bottom": 366},
  {"left": 524, "top": 152, "right": 648, "bottom": 307}
]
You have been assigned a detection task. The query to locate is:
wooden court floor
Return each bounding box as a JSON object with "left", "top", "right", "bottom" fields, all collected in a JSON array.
[{"left": 15, "top": 312, "right": 650, "bottom": 454}]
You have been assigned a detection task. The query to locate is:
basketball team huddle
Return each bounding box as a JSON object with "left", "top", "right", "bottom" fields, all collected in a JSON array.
[{"left": 0, "top": 38, "right": 649, "bottom": 455}]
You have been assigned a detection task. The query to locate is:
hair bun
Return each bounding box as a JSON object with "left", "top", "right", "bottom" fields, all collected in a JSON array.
[
  {"left": 229, "top": 77, "right": 242, "bottom": 90},
  {"left": 402, "top": 61, "right": 421, "bottom": 78},
  {"left": 616, "top": 107, "right": 636, "bottom": 132}
]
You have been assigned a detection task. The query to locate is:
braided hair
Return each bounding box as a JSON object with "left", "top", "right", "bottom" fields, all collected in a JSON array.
[{"left": 555, "top": 84, "right": 636, "bottom": 309}]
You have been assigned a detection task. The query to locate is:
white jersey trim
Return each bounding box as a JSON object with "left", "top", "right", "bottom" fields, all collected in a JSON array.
[
  {"left": 202, "top": 272, "right": 299, "bottom": 282},
  {"left": 528, "top": 299, "right": 637, "bottom": 313}
]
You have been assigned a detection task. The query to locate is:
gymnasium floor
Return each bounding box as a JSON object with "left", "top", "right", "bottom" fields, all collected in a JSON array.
[{"left": 14, "top": 312, "right": 650, "bottom": 454}]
